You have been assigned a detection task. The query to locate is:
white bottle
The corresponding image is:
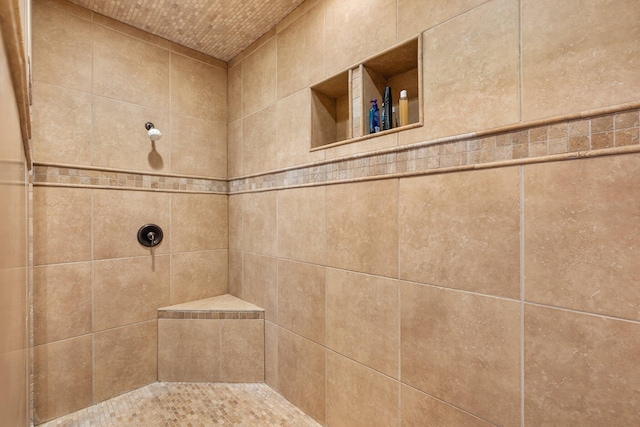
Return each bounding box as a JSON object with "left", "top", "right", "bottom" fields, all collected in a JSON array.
[{"left": 399, "top": 90, "right": 409, "bottom": 127}]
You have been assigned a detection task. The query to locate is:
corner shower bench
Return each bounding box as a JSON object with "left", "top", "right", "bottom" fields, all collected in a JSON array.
[{"left": 157, "top": 294, "right": 265, "bottom": 383}]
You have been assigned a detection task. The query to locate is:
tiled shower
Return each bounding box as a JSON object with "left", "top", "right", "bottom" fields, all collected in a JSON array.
[{"left": 2, "top": 0, "right": 640, "bottom": 425}]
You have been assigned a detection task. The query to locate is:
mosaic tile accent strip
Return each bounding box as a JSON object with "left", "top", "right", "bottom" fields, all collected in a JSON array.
[
  {"left": 38, "top": 382, "right": 321, "bottom": 426},
  {"left": 32, "top": 165, "right": 228, "bottom": 193},
  {"left": 229, "top": 109, "right": 640, "bottom": 193},
  {"left": 158, "top": 310, "right": 264, "bottom": 320}
]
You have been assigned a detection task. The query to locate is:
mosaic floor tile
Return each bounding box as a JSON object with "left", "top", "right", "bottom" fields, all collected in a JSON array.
[{"left": 40, "top": 382, "right": 321, "bottom": 427}]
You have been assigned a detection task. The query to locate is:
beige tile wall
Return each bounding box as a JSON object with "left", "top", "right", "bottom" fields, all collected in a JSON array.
[
  {"left": 232, "top": 152, "right": 640, "bottom": 426},
  {"left": 30, "top": 0, "right": 640, "bottom": 426},
  {"left": 32, "top": 0, "right": 227, "bottom": 178},
  {"left": 31, "top": 0, "right": 230, "bottom": 423},
  {"left": 0, "top": 11, "right": 29, "bottom": 427},
  {"left": 229, "top": 0, "right": 640, "bottom": 180}
]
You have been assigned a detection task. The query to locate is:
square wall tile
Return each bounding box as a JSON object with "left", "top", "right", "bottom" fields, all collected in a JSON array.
[
  {"left": 228, "top": 250, "right": 243, "bottom": 298},
  {"left": 93, "top": 189, "right": 170, "bottom": 260},
  {"left": 94, "top": 320, "right": 157, "bottom": 402},
  {"left": 93, "top": 25, "right": 170, "bottom": 109},
  {"left": 324, "top": 0, "right": 397, "bottom": 76},
  {"left": 34, "top": 187, "right": 92, "bottom": 266},
  {"left": 397, "top": 0, "right": 488, "bottom": 41},
  {"left": 276, "top": 90, "right": 325, "bottom": 169},
  {"left": 277, "top": 260, "right": 325, "bottom": 345},
  {"left": 243, "top": 105, "right": 278, "bottom": 175},
  {"left": 228, "top": 194, "right": 242, "bottom": 250},
  {"left": 422, "top": 0, "right": 520, "bottom": 140},
  {"left": 0, "top": 162, "right": 26, "bottom": 271},
  {"left": 326, "top": 352, "right": 399, "bottom": 427},
  {"left": 32, "top": 82, "right": 92, "bottom": 166},
  {"left": 0, "top": 350, "right": 28, "bottom": 427},
  {"left": 326, "top": 179, "right": 399, "bottom": 278},
  {"left": 92, "top": 96, "right": 170, "bottom": 173},
  {"left": 227, "top": 119, "right": 243, "bottom": 178},
  {"left": 34, "top": 335, "right": 92, "bottom": 424},
  {"left": 277, "top": 4, "right": 324, "bottom": 99},
  {"left": 401, "top": 385, "right": 493, "bottom": 427},
  {"left": 243, "top": 253, "right": 277, "bottom": 322},
  {"left": 522, "top": 0, "right": 640, "bottom": 120},
  {"left": 171, "top": 113, "right": 227, "bottom": 178},
  {"left": 32, "top": 2, "right": 91, "bottom": 92},
  {"left": 220, "top": 319, "right": 265, "bottom": 382},
  {"left": 400, "top": 282, "right": 521, "bottom": 426},
  {"left": 265, "top": 321, "right": 278, "bottom": 389},
  {"left": 170, "top": 250, "right": 228, "bottom": 305},
  {"left": 34, "top": 263, "right": 92, "bottom": 345},
  {"left": 277, "top": 186, "right": 326, "bottom": 265},
  {"left": 242, "top": 191, "right": 277, "bottom": 256},
  {"left": 93, "top": 256, "right": 170, "bottom": 331},
  {"left": 325, "top": 132, "right": 397, "bottom": 160},
  {"left": 170, "top": 53, "right": 227, "bottom": 122},
  {"left": 326, "top": 268, "right": 398, "bottom": 378},
  {"left": 171, "top": 193, "right": 228, "bottom": 253},
  {"left": 228, "top": 63, "right": 243, "bottom": 123},
  {"left": 158, "top": 319, "right": 219, "bottom": 382},
  {"left": 243, "top": 37, "right": 277, "bottom": 116},
  {"left": 277, "top": 328, "right": 325, "bottom": 424},
  {"left": 399, "top": 167, "right": 520, "bottom": 298},
  {"left": 524, "top": 154, "right": 640, "bottom": 320},
  {"left": 0, "top": 268, "right": 27, "bottom": 354},
  {"left": 525, "top": 304, "right": 640, "bottom": 426}
]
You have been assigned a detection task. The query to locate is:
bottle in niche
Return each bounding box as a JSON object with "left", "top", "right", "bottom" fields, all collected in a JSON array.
[
  {"left": 382, "top": 86, "right": 392, "bottom": 130},
  {"left": 369, "top": 99, "right": 380, "bottom": 134},
  {"left": 399, "top": 89, "right": 409, "bottom": 127}
]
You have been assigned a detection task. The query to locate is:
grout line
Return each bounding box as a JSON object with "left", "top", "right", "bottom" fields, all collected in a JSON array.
[
  {"left": 90, "top": 17, "right": 95, "bottom": 171},
  {"left": 168, "top": 193, "right": 173, "bottom": 304},
  {"left": 240, "top": 80, "right": 245, "bottom": 178},
  {"left": 402, "top": 382, "right": 499, "bottom": 426},
  {"left": 518, "top": 0, "right": 523, "bottom": 123},
  {"left": 90, "top": 188, "right": 95, "bottom": 404},
  {"left": 396, "top": 177, "right": 402, "bottom": 427},
  {"left": 520, "top": 165, "right": 525, "bottom": 427}
]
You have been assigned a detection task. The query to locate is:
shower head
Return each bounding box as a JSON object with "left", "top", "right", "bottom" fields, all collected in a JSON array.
[{"left": 145, "top": 122, "right": 162, "bottom": 142}]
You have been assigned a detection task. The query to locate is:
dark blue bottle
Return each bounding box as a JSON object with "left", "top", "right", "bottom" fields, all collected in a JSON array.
[{"left": 369, "top": 99, "right": 380, "bottom": 134}]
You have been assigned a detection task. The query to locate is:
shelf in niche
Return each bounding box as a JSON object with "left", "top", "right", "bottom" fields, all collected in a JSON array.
[
  {"left": 310, "top": 70, "right": 351, "bottom": 148},
  {"left": 310, "top": 35, "right": 423, "bottom": 151},
  {"left": 362, "top": 37, "right": 422, "bottom": 134}
]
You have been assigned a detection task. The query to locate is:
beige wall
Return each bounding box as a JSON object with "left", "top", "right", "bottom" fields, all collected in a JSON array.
[
  {"left": 29, "top": 0, "right": 640, "bottom": 425},
  {"left": 229, "top": 0, "right": 640, "bottom": 426},
  {"left": 30, "top": 0, "right": 229, "bottom": 423},
  {"left": 231, "top": 151, "right": 640, "bottom": 426},
  {"left": 0, "top": 14, "right": 29, "bottom": 427},
  {"left": 228, "top": 0, "right": 640, "bottom": 177}
]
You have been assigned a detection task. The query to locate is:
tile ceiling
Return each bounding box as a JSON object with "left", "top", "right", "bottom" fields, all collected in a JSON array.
[{"left": 66, "top": 0, "right": 307, "bottom": 61}]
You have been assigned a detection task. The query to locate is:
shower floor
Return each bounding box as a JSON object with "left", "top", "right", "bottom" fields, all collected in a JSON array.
[{"left": 39, "top": 382, "right": 321, "bottom": 427}]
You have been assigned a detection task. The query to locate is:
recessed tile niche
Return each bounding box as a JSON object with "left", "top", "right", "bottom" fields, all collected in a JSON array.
[{"left": 311, "top": 36, "right": 423, "bottom": 149}]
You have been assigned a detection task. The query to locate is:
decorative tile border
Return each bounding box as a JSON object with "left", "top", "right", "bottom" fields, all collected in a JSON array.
[
  {"left": 158, "top": 310, "right": 264, "bottom": 320},
  {"left": 230, "top": 108, "right": 640, "bottom": 193},
  {"left": 32, "top": 164, "right": 228, "bottom": 193}
]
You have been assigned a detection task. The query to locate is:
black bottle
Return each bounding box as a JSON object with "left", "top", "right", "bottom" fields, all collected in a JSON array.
[{"left": 381, "top": 86, "right": 392, "bottom": 130}]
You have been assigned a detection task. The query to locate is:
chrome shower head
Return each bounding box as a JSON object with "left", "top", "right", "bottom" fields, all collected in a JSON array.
[{"left": 145, "top": 122, "right": 162, "bottom": 142}]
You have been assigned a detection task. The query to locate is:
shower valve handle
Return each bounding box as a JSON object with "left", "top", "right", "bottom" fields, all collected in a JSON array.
[{"left": 137, "top": 224, "right": 163, "bottom": 247}]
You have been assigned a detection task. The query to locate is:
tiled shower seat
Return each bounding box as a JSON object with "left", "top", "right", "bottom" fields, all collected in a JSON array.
[{"left": 157, "top": 294, "right": 265, "bottom": 383}]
